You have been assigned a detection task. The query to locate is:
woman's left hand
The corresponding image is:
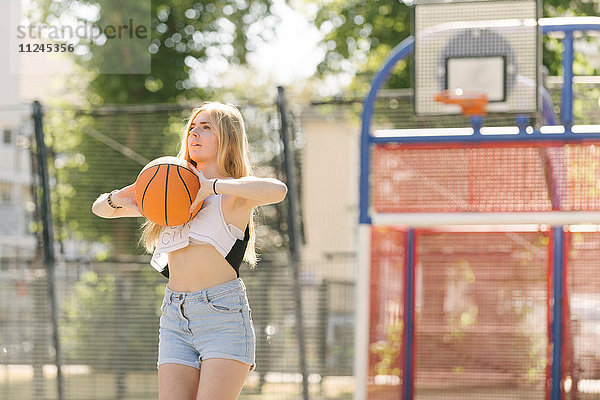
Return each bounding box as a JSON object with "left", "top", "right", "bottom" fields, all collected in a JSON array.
[{"left": 189, "top": 165, "right": 214, "bottom": 212}]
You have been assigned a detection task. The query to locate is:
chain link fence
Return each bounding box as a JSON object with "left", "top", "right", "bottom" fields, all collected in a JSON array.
[
  {"left": 2, "top": 76, "right": 600, "bottom": 399},
  {"left": 0, "top": 96, "right": 356, "bottom": 400}
]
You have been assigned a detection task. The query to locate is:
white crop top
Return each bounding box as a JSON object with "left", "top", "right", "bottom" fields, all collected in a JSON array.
[{"left": 150, "top": 193, "right": 245, "bottom": 274}]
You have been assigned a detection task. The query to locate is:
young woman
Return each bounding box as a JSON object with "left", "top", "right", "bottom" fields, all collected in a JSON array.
[{"left": 91, "top": 102, "right": 287, "bottom": 400}]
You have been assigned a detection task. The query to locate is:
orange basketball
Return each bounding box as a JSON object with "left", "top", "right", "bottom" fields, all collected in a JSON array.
[{"left": 135, "top": 156, "right": 203, "bottom": 227}]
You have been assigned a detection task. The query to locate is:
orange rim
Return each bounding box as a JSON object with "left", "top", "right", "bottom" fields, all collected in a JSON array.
[{"left": 434, "top": 90, "right": 489, "bottom": 116}]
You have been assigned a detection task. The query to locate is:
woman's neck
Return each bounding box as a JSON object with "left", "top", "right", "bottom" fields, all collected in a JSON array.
[{"left": 194, "top": 162, "right": 226, "bottom": 179}]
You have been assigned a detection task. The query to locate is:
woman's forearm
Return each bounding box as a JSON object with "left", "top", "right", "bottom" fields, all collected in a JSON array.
[
  {"left": 92, "top": 192, "right": 119, "bottom": 218},
  {"left": 214, "top": 177, "right": 287, "bottom": 205},
  {"left": 92, "top": 183, "right": 140, "bottom": 218}
]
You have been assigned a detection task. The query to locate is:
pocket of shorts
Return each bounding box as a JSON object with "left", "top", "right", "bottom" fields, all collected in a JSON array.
[{"left": 208, "top": 293, "right": 243, "bottom": 314}]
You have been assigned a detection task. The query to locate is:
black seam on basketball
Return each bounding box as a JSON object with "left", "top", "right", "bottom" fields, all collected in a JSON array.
[
  {"left": 165, "top": 164, "right": 169, "bottom": 226},
  {"left": 177, "top": 166, "right": 193, "bottom": 204},
  {"left": 142, "top": 165, "right": 161, "bottom": 216},
  {"left": 146, "top": 163, "right": 196, "bottom": 177},
  {"left": 148, "top": 163, "right": 194, "bottom": 172}
]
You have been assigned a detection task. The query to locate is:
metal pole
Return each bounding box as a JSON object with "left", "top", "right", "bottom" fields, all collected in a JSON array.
[
  {"left": 561, "top": 32, "right": 574, "bottom": 130},
  {"left": 359, "top": 36, "right": 414, "bottom": 225},
  {"left": 403, "top": 229, "right": 416, "bottom": 400},
  {"left": 32, "top": 100, "right": 64, "bottom": 400},
  {"left": 277, "top": 86, "right": 310, "bottom": 400},
  {"left": 551, "top": 227, "right": 564, "bottom": 400},
  {"left": 354, "top": 225, "right": 371, "bottom": 400}
]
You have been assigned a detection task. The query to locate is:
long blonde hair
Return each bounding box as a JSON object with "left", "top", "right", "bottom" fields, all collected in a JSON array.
[{"left": 139, "top": 102, "right": 258, "bottom": 268}]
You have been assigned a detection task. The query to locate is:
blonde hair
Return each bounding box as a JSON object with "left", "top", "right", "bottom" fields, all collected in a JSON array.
[{"left": 139, "top": 102, "right": 258, "bottom": 268}]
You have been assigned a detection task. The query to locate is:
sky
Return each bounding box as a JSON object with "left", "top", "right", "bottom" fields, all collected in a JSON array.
[{"left": 246, "top": 0, "right": 324, "bottom": 85}]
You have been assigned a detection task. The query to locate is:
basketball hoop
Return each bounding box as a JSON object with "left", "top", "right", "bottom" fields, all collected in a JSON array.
[{"left": 434, "top": 90, "right": 489, "bottom": 116}]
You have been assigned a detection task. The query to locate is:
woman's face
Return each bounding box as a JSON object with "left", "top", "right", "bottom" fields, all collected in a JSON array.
[{"left": 187, "top": 110, "right": 219, "bottom": 165}]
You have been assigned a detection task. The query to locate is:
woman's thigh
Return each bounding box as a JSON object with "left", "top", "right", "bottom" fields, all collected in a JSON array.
[
  {"left": 196, "top": 358, "right": 250, "bottom": 400},
  {"left": 159, "top": 363, "right": 200, "bottom": 400}
]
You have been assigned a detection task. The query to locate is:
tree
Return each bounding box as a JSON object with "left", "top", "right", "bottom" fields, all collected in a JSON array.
[
  {"left": 33, "top": 0, "right": 277, "bottom": 104},
  {"left": 308, "top": 0, "right": 412, "bottom": 92},
  {"left": 543, "top": 0, "right": 600, "bottom": 77},
  {"left": 26, "top": 0, "right": 289, "bottom": 259},
  {"left": 305, "top": 0, "right": 599, "bottom": 92}
]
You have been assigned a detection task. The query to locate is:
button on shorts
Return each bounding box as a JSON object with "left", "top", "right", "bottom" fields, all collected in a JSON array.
[{"left": 157, "top": 278, "right": 256, "bottom": 371}]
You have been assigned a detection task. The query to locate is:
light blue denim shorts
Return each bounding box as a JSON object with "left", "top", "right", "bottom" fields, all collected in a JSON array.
[{"left": 157, "top": 278, "right": 255, "bottom": 371}]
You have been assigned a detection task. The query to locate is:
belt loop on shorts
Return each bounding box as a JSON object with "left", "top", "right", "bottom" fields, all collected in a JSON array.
[{"left": 201, "top": 290, "right": 209, "bottom": 303}]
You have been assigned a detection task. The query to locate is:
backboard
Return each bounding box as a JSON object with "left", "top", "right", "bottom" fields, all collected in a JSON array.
[{"left": 413, "top": 0, "right": 539, "bottom": 115}]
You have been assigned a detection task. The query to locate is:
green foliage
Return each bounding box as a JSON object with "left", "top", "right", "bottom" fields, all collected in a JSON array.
[
  {"left": 307, "top": 0, "right": 599, "bottom": 90},
  {"left": 369, "top": 320, "right": 403, "bottom": 377},
  {"left": 311, "top": 0, "right": 412, "bottom": 92},
  {"left": 61, "top": 268, "right": 164, "bottom": 371},
  {"left": 30, "top": 0, "right": 289, "bottom": 258},
  {"left": 543, "top": 0, "right": 600, "bottom": 77},
  {"left": 35, "top": 0, "right": 276, "bottom": 104}
]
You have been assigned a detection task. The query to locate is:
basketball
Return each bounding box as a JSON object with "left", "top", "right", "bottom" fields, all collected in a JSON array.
[{"left": 135, "top": 156, "right": 203, "bottom": 227}]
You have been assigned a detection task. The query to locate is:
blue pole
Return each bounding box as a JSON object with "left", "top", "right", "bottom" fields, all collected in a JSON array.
[
  {"left": 470, "top": 116, "right": 483, "bottom": 134},
  {"left": 551, "top": 227, "right": 564, "bottom": 400},
  {"left": 359, "top": 36, "right": 414, "bottom": 224},
  {"left": 561, "top": 32, "right": 574, "bottom": 129},
  {"left": 404, "top": 229, "right": 416, "bottom": 400}
]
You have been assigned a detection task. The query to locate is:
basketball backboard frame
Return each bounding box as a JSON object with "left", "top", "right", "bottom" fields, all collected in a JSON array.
[{"left": 412, "top": 0, "right": 540, "bottom": 116}]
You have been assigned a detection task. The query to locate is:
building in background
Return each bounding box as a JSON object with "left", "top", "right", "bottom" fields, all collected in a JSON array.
[
  {"left": 299, "top": 105, "right": 359, "bottom": 283},
  {"left": 0, "top": 0, "right": 37, "bottom": 263},
  {"left": 0, "top": 107, "right": 36, "bottom": 261},
  {"left": 0, "top": 0, "right": 81, "bottom": 263}
]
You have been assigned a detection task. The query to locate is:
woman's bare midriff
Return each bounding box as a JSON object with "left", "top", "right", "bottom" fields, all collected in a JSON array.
[{"left": 166, "top": 243, "right": 238, "bottom": 291}]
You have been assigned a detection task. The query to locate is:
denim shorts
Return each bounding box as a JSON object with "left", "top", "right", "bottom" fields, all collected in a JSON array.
[{"left": 157, "top": 278, "right": 256, "bottom": 371}]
